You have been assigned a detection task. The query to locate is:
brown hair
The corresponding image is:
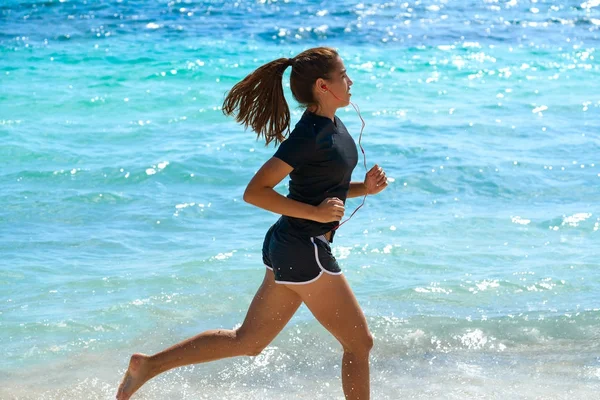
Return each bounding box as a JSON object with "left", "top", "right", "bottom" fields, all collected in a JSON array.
[{"left": 222, "top": 47, "right": 339, "bottom": 146}]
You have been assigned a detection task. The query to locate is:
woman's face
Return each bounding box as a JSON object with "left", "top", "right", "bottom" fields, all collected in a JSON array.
[{"left": 324, "top": 56, "right": 354, "bottom": 106}]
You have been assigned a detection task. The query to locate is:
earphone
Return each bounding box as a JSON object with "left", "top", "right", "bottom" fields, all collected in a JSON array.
[{"left": 318, "top": 83, "right": 368, "bottom": 231}]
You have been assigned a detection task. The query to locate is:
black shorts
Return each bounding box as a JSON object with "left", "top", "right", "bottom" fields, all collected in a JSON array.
[{"left": 262, "top": 219, "right": 342, "bottom": 284}]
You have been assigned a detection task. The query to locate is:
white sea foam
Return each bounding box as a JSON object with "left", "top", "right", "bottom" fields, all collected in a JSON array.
[{"left": 562, "top": 213, "right": 592, "bottom": 227}]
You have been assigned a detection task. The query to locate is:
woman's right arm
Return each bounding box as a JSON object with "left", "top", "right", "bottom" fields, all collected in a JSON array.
[{"left": 243, "top": 157, "right": 344, "bottom": 223}]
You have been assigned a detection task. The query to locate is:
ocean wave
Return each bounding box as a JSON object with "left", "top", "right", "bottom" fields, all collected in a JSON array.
[
  {"left": 369, "top": 311, "right": 600, "bottom": 353},
  {"left": 2, "top": 310, "right": 600, "bottom": 399}
]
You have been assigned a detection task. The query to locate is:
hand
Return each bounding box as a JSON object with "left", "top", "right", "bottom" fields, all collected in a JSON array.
[
  {"left": 365, "top": 164, "right": 388, "bottom": 195},
  {"left": 313, "top": 197, "right": 345, "bottom": 223}
]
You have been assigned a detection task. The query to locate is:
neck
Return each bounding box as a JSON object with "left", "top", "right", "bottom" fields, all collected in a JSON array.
[{"left": 307, "top": 104, "right": 336, "bottom": 121}]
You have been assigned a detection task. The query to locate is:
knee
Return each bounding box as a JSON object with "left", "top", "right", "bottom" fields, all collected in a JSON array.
[
  {"left": 344, "top": 331, "right": 374, "bottom": 356},
  {"left": 234, "top": 328, "right": 268, "bottom": 357},
  {"left": 363, "top": 331, "right": 375, "bottom": 353}
]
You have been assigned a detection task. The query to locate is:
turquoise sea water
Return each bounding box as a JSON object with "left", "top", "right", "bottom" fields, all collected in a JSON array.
[{"left": 1, "top": 0, "right": 599, "bottom": 398}]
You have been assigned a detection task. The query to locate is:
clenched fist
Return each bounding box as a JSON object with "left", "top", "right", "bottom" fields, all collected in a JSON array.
[
  {"left": 365, "top": 164, "right": 388, "bottom": 195},
  {"left": 312, "top": 197, "right": 345, "bottom": 223}
]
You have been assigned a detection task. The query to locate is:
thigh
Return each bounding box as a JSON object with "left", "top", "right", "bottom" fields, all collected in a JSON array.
[
  {"left": 237, "top": 268, "right": 303, "bottom": 346},
  {"left": 283, "top": 273, "right": 371, "bottom": 351}
]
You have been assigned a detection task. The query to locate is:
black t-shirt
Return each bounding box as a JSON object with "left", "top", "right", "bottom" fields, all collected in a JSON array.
[{"left": 273, "top": 110, "right": 359, "bottom": 238}]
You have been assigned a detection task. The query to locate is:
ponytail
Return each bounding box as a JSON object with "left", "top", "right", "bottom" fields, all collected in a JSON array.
[
  {"left": 223, "top": 47, "right": 340, "bottom": 145},
  {"left": 222, "top": 58, "right": 293, "bottom": 146}
]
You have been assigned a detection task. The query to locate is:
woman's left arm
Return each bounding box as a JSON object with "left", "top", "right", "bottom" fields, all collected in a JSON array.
[{"left": 347, "top": 164, "right": 388, "bottom": 198}]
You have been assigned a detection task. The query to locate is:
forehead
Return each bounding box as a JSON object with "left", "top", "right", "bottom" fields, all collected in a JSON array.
[{"left": 331, "top": 56, "right": 346, "bottom": 73}]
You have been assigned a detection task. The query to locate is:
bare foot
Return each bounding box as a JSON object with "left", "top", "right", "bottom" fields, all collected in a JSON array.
[{"left": 116, "top": 353, "right": 151, "bottom": 400}]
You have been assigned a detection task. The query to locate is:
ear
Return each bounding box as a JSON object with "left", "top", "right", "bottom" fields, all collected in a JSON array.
[{"left": 315, "top": 78, "right": 328, "bottom": 93}]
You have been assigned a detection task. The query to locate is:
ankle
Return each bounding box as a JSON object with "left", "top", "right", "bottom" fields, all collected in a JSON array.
[{"left": 145, "top": 355, "right": 164, "bottom": 378}]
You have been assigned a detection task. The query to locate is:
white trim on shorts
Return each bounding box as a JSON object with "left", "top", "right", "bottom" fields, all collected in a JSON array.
[
  {"left": 273, "top": 271, "right": 324, "bottom": 285},
  {"left": 311, "top": 237, "right": 343, "bottom": 276},
  {"left": 266, "top": 264, "right": 325, "bottom": 285}
]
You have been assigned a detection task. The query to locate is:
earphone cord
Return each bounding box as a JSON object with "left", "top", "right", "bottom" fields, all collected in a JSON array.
[{"left": 332, "top": 100, "right": 367, "bottom": 231}]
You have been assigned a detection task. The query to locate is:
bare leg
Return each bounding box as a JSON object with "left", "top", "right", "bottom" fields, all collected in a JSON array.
[
  {"left": 116, "top": 269, "right": 302, "bottom": 400},
  {"left": 284, "top": 273, "right": 373, "bottom": 400}
]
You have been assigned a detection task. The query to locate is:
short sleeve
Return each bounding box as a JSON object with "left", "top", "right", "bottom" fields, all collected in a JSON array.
[{"left": 273, "top": 128, "right": 316, "bottom": 169}]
